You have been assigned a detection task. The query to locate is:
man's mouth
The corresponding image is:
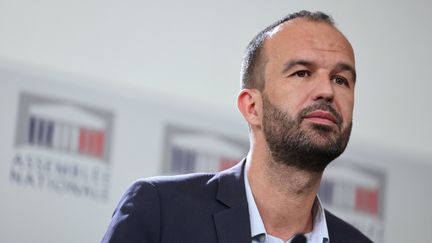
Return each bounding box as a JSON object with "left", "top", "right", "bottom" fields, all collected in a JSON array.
[{"left": 302, "top": 110, "right": 338, "bottom": 126}]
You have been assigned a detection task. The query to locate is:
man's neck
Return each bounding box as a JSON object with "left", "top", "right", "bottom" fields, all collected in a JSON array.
[{"left": 246, "top": 153, "right": 323, "bottom": 241}]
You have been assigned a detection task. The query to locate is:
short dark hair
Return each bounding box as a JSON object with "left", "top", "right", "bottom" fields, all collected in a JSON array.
[{"left": 240, "top": 10, "right": 335, "bottom": 90}]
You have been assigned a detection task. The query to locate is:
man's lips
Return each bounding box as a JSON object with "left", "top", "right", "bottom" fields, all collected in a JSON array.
[{"left": 302, "top": 110, "right": 338, "bottom": 125}]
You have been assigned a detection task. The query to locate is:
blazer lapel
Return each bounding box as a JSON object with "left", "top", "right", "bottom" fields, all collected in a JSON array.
[
  {"left": 212, "top": 159, "right": 251, "bottom": 243},
  {"left": 325, "top": 210, "right": 343, "bottom": 243}
]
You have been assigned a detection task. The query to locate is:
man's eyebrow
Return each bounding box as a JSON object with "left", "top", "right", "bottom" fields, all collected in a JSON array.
[
  {"left": 282, "top": 59, "right": 315, "bottom": 74},
  {"left": 282, "top": 59, "right": 357, "bottom": 82}
]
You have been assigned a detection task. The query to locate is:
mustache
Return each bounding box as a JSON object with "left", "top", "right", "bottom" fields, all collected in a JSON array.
[{"left": 298, "top": 101, "right": 343, "bottom": 126}]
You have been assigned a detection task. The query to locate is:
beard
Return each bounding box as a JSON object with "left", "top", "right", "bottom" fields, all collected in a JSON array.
[{"left": 262, "top": 94, "right": 352, "bottom": 172}]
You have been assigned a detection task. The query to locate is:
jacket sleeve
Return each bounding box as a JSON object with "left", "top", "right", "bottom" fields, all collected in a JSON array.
[{"left": 101, "top": 180, "right": 161, "bottom": 243}]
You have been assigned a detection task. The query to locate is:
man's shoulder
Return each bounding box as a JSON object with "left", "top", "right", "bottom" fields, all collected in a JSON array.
[
  {"left": 122, "top": 172, "right": 217, "bottom": 199},
  {"left": 115, "top": 172, "right": 222, "bottom": 218},
  {"left": 138, "top": 172, "right": 218, "bottom": 192},
  {"left": 324, "top": 210, "right": 373, "bottom": 243},
  {"left": 129, "top": 160, "right": 245, "bottom": 196}
]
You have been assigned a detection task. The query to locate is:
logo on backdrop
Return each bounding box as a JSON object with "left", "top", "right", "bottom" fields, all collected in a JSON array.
[
  {"left": 161, "top": 124, "right": 248, "bottom": 174},
  {"left": 9, "top": 92, "right": 114, "bottom": 201}
]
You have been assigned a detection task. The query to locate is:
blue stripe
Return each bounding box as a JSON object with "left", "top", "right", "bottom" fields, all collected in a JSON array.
[
  {"left": 37, "top": 119, "right": 45, "bottom": 146},
  {"left": 46, "top": 121, "right": 54, "bottom": 147},
  {"left": 28, "top": 116, "right": 36, "bottom": 144}
]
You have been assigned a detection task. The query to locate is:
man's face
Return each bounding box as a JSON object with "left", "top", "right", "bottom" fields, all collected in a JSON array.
[{"left": 260, "top": 19, "right": 356, "bottom": 172}]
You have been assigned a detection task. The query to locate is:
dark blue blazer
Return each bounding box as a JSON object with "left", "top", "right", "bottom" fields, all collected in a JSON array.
[{"left": 102, "top": 160, "right": 372, "bottom": 243}]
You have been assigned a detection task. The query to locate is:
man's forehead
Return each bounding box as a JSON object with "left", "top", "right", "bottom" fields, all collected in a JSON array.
[
  {"left": 262, "top": 19, "right": 355, "bottom": 63},
  {"left": 266, "top": 19, "right": 351, "bottom": 47}
]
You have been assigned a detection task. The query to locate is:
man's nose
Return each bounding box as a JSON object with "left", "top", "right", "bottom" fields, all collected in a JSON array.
[{"left": 310, "top": 75, "right": 335, "bottom": 102}]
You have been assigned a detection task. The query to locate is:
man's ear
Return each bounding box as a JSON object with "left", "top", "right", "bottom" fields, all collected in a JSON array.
[{"left": 237, "top": 89, "right": 262, "bottom": 127}]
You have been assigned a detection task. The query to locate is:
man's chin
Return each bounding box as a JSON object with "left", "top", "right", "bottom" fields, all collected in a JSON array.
[
  {"left": 301, "top": 126, "right": 340, "bottom": 142},
  {"left": 309, "top": 121, "right": 340, "bottom": 132},
  {"left": 298, "top": 131, "right": 344, "bottom": 154}
]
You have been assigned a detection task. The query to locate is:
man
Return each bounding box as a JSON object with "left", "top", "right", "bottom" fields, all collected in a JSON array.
[{"left": 102, "top": 10, "right": 372, "bottom": 243}]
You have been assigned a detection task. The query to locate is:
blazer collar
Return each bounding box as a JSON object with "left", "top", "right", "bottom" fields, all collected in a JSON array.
[{"left": 211, "top": 158, "right": 251, "bottom": 243}]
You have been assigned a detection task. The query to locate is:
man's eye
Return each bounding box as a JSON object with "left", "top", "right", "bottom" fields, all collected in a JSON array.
[
  {"left": 332, "top": 76, "right": 349, "bottom": 86},
  {"left": 294, "top": 70, "right": 310, "bottom": 77}
]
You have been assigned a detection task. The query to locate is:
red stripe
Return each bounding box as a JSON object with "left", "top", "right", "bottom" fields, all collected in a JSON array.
[
  {"left": 79, "top": 128, "right": 87, "bottom": 154},
  {"left": 89, "top": 130, "right": 96, "bottom": 156},
  {"left": 94, "top": 130, "right": 105, "bottom": 158},
  {"left": 218, "top": 158, "right": 239, "bottom": 171},
  {"left": 355, "top": 187, "right": 379, "bottom": 215}
]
